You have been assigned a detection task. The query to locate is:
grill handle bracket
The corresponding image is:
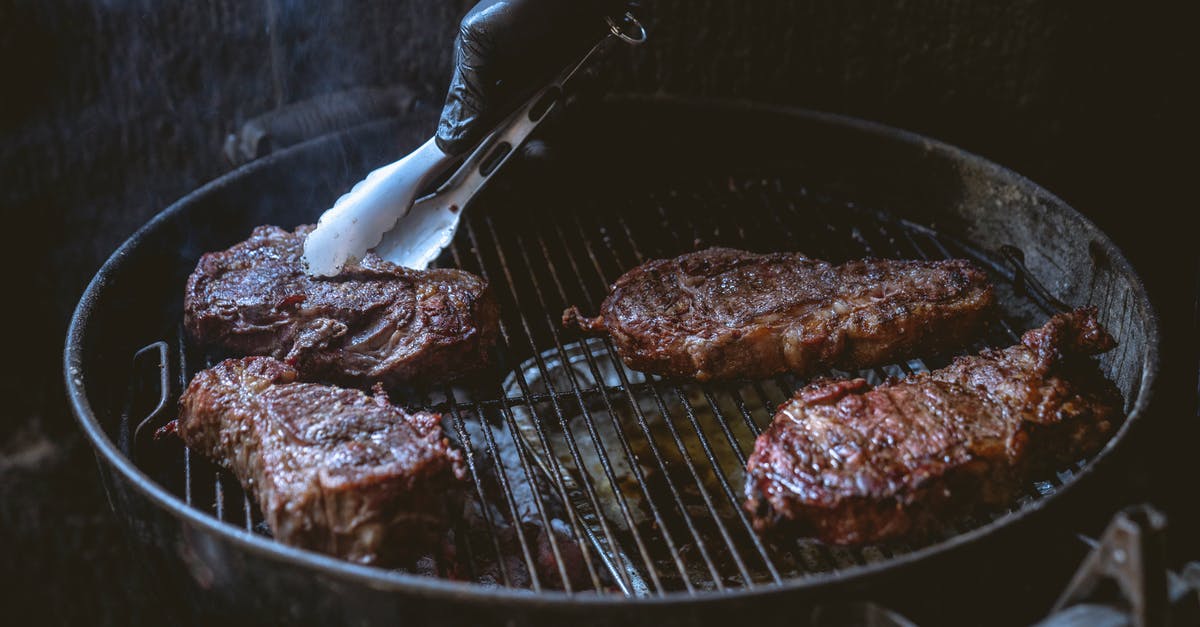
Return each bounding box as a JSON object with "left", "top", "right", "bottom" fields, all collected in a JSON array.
[{"left": 128, "top": 341, "right": 171, "bottom": 460}]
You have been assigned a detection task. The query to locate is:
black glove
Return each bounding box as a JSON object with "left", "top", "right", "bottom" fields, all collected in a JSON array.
[{"left": 436, "top": 0, "right": 621, "bottom": 156}]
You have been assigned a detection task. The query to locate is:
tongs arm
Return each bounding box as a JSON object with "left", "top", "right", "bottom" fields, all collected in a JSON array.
[
  {"left": 303, "top": 13, "right": 644, "bottom": 275},
  {"left": 372, "top": 12, "right": 646, "bottom": 268}
]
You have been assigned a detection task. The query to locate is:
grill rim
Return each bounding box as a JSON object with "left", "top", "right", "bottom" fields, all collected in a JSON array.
[{"left": 64, "top": 96, "right": 1160, "bottom": 608}]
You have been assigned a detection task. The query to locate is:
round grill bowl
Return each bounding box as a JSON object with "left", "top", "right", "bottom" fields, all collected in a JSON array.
[{"left": 66, "top": 97, "right": 1157, "bottom": 626}]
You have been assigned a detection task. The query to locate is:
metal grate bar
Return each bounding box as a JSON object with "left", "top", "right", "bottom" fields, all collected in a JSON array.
[
  {"left": 885, "top": 220, "right": 1070, "bottom": 509},
  {"left": 566, "top": 209, "right": 726, "bottom": 591},
  {"left": 724, "top": 176, "right": 921, "bottom": 571},
  {"left": 243, "top": 493, "right": 253, "bottom": 533},
  {"left": 734, "top": 183, "right": 888, "bottom": 571},
  {"left": 183, "top": 449, "right": 193, "bottom": 506},
  {"left": 214, "top": 472, "right": 225, "bottom": 520},
  {"left": 853, "top": 196, "right": 1079, "bottom": 516},
  {"left": 452, "top": 231, "right": 585, "bottom": 594},
  {"left": 459, "top": 222, "right": 630, "bottom": 593},
  {"left": 178, "top": 329, "right": 194, "bottom": 509},
  {"left": 475, "top": 222, "right": 639, "bottom": 594},
  {"left": 466, "top": 217, "right": 633, "bottom": 594},
  {"left": 707, "top": 182, "right": 838, "bottom": 442},
  {"left": 460, "top": 387, "right": 546, "bottom": 590},
  {"left": 596, "top": 208, "right": 767, "bottom": 586},
  {"left": 712, "top": 186, "right": 877, "bottom": 573},
  {"left": 386, "top": 389, "right": 709, "bottom": 414},
  {"left": 456, "top": 520, "right": 482, "bottom": 583},
  {"left": 541, "top": 217, "right": 698, "bottom": 591},
  {"left": 636, "top": 197, "right": 785, "bottom": 583},
  {"left": 695, "top": 184, "right": 877, "bottom": 574},
  {"left": 435, "top": 379, "right": 517, "bottom": 587},
  {"left": 688, "top": 182, "right": 856, "bottom": 573},
  {"left": 511, "top": 213, "right": 686, "bottom": 593},
  {"left": 770, "top": 188, "right": 938, "bottom": 570},
  {"left": 127, "top": 170, "right": 1120, "bottom": 595}
]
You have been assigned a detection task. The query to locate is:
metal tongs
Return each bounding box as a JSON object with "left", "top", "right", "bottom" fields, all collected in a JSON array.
[{"left": 302, "top": 13, "right": 646, "bottom": 276}]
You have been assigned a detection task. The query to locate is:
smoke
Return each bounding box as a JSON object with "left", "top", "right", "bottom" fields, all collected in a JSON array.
[{"left": 265, "top": 0, "right": 467, "bottom": 111}]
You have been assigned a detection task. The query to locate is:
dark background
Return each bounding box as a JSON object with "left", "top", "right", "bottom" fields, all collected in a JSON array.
[{"left": 1, "top": 1, "right": 1195, "bottom": 625}]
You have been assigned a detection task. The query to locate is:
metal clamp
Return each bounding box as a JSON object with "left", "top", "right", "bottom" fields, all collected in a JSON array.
[
  {"left": 606, "top": 12, "right": 647, "bottom": 45},
  {"left": 1051, "top": 505, "right": 1168, "bottom": 627}
]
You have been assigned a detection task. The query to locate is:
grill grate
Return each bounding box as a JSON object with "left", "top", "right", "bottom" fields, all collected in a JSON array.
[{"left": 122, "top": 172, "right": 1123, "bottom": 597}]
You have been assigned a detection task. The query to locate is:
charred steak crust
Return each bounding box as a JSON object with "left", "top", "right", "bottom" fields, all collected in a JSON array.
[
  {"left": 184, "top": 225, "right": 499, "bottom": 385},
  {"left": 176, "top": 356, "right": 467, "bottom": 565},
  {"left": 564, "top": 248, "right": 995, "bottom": 381},
  {"left": 743, "top": 308, "right": 1122, "bottom": 545}
]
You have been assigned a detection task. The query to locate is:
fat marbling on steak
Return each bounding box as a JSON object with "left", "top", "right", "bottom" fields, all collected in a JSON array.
[
  {"left": 564, "top": 248, "right": 994, "bottom": 381},
  {"left": 174, "top": 356, "right": 466, "bottom": 565},
  {"left": 185, "top": 225, "right": 498, "bottom": 385},
  {"left": 744, "top": 308, "right": 1122, "bottom": 545}
]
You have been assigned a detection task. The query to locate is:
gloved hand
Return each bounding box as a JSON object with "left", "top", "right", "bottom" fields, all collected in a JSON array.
[{"left": 436, "top": 0, "right": 624, "bottom": 156}]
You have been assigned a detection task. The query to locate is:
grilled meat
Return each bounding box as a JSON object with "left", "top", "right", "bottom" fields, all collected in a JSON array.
[
  {"left": 744, "top": 308, "right": 1122, "bottom": 545},
  {"left": 175, "top": 356, "right": 466, "bottom": 565},
  {"left": 185, "top": 225, "right": 499, "bottom": 385},
  {"left": 564, "top": 248, "right": 994, "bottom": 381}
]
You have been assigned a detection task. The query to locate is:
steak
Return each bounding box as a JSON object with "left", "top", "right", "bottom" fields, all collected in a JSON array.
[
  {"left": 743, "top": 308, "right": 1122, "bottom": 545},
  {"left": 174, "top": 356, "right": 467, "bottom": 565},
  {"left": 564, "top": 248, "right": 994, "bottom": 381},
  {"left": 185, "top": 225, "right": 499, "bottom": 385}
]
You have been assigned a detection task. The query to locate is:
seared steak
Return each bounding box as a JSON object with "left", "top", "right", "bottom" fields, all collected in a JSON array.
[
  {"left": 175, "top": 356, "right": 466, "bottom": 565},
  {"left": 744, "top": 308, "right": 1122, "bottom": 545},
  {"left": 185, "top": 225, "right": 499, "bottom": 385},
  {"left": 564, "top": 248, "right": 994, "bottom": 381}
]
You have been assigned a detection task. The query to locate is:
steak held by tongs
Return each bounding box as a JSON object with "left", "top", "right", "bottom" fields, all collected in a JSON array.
[
  {"left": 184, "top": 225, "right": 499, "bottom": 386},
  {"left": 744, "top": 308, "right": 1123, "bottom": 545},
  {"left": 173, "top": 356, "right": 466, "bottom": 565},
  {"left": 564, "top": 247, "right": 995, "bottom": 381}
]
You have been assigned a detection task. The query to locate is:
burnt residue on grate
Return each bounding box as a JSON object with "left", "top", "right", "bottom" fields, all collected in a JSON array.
[{"left": 123, "top": 172, "right": 1115, "bottom": 597}]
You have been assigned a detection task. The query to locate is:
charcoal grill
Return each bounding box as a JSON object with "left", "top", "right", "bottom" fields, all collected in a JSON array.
[{"left": 66, "top": 97, "right": 1157, "bottom": 625}]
